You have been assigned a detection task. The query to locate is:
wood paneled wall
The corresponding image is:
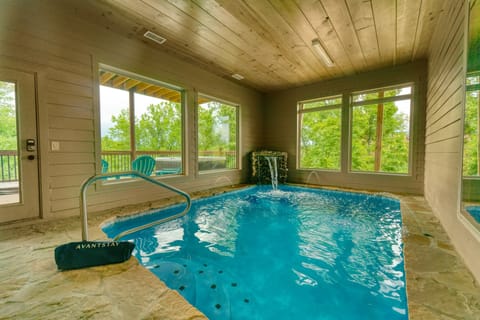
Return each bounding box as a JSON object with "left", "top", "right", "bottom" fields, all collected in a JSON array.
[
  {"left": 0, "top": 0, "right": 263, "bottom": 220},
  {"left": 264, "top": 62, "right": 427, "bottom": 194},
  {"left": 424, "top": 0, "right": 480, "bottom": 281}
]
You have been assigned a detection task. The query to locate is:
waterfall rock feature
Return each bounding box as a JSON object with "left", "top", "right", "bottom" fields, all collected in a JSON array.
[{"left": 250, "top": 151, "right": 288, "bottom": 185}]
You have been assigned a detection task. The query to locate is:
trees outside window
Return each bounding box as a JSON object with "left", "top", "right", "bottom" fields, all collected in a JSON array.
[
  {"left": 464, "top": 74, "right": 480, "bottom": 176},
  {"left": 351, "top": 86, "right": 412, "bottom": 174},
  {"left": 198, "top": 96, "right": 238, "bottom": 171},
  {"left": 98, "top": 69, "right": 239, "bottom": 176},
  {"left": 0, "top": 81, "right": 19, "bottom": 181},
  {"left": 99, "top": 69, "right": 183, "bottom": 175},
  {"left": 298, "top": 96, "right": 342, "bottom": 170},
  {"left": 297, "top": 84, "right": 413, "bottom": 175},
  {"left": 0, "top": 81, "right": 17, "bottom": 151}
]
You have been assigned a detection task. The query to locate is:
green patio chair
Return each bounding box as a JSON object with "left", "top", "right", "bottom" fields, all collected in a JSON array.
[
  {"left": 132, "top": 155, "right": 156, "bottom": 176},
  {"left": 101, "top": 159, "right": 108, "bottom": 173}
]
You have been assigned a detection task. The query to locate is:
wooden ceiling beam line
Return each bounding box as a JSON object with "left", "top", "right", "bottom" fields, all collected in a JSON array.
[
  {"left": 153, "top": 87, "right": 171, "bottom": 96},
  {"left": 99, "top": 71, "right": 115, "bottom": 84},
  {"left": 125, "top": 79, "right": 141, "bottom": 90},
  {"left": 135, "top": 83, "right": 154, "bottom": 92},
  {"left": 145, "top": 86, "right": 163, "bottom": 95},
  {"left": 112, "top": 76, "right": 129, "bottom": 88}
]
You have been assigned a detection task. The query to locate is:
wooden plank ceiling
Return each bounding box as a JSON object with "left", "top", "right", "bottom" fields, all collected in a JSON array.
[{"left": 78, "top": 0, "right": 448, "bottom": 92}]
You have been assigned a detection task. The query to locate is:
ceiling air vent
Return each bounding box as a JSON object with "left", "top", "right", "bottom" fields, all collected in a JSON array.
[{"left": 143, "top": 31, "right": 167, "bottom": 45}]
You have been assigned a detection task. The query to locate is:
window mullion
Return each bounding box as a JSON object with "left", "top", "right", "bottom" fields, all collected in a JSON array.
[
  {"left": 341, "top": 93, "right": 350, "bottom": 173},
  {"left": 374, "top": 91, "right": 384, "bottom": 172},
  {"left": 351, "top": 94, "right": 411, "bottom": 106},
  {"left": 129, "top": 88, "right": 136, "bottom": 163},
  {"left": 299, "top": 104, "right": 342, "bottom": 113}
]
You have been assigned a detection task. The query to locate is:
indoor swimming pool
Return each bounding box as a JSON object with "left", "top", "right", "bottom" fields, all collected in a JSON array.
[{"left": 103, "top": 185, "right": 408, "bottom": 320}]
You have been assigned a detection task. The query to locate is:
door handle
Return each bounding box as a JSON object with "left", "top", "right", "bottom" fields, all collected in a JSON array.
[{"left": 27, "top": 155, "right": 35, "bottom": 160}]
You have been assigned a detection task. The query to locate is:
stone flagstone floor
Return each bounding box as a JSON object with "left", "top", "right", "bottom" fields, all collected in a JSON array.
[{"left": 400, "top": 195, "right": 480, "bottom": 319}]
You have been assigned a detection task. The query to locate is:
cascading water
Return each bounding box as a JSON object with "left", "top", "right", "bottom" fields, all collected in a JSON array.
[
  {"left": 250, "top": 150, "right": 287, "bottom": 186},
  {"left": 265, "top": 156, "right": 278, "bottom": 190}
]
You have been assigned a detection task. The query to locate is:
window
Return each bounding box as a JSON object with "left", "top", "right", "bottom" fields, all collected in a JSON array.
[
  {"left": 0, "top": 81, "right": 18, "bottom": 203},
  {"left": 350, "top": 85, "right": 412, "bottom": 174},
  {"left": 99, "top": 68, "right": 183, "bottom": 176},
  {"left": 197, "top": 95, "right": 238, "bottom": 172},
  {"left": 464, "top": 73, "right": 480, "bottom": 176},
  {"left": 298, "top": 95, "right": 342, "bottom": 170}
]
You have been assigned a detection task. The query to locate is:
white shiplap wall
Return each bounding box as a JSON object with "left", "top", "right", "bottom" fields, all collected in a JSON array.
[{"left": 424, "top": 0, "right": 480, "bottom": 282}]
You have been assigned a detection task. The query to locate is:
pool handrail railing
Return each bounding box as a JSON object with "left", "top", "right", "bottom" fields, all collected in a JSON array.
[{"left": 80, "top": 171, "right": 191, "bottom": 242}]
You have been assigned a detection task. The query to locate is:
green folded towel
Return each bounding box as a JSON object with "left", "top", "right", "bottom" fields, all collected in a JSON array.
[{"left": 55, "top": 241, "right": 135, "bottom": 270}]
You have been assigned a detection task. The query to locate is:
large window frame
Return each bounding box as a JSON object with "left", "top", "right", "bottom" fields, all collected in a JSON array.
[
  {"left": 296, "top": 83, "right": 414, "bottom": 176},
  {"left": 197, "top": 93, "right": 240, "bottom": 173},
  {"left": 98, "top": 65, "right": 185, "bottom": 178},
  {"left": 297, "top": 95, "right": 343, "bottom": 171},
  {"left": 349, "top": 84, "right": 414, "bottom": 175}
]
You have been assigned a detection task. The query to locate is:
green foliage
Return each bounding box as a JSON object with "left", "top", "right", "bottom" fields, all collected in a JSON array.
[
  {"left": 380, "top": 103, "right": 409, "bottom": 173},
  {"left": 136, "top": 102, "right": 181, "bottom": 151},
  {"left": 301, "top": 89, "right": 411, "bottom": 174},
  {"left": 300, "top": 109, "right": 341, "bottom": 169},
  {"left": 351, "top": 102, "right": 409, "bottom": 173},
  {"left": 101, "top": 99, "right": 237, "bottom": 157},
  {"left": 351, "top": 105, "right": 377, "bottom": 171},
  {"left": 0, "top": 81, "right": 18, "bottom": 150},
  {"left": 198, "top": 101, "right": 237, "bottom": 152},
  {"left": 463, "top": 90, "right": 479, "bottom": 176},
  {"left": 101, "top": 101, "right": 182, "bottom": 152},
  {"left": 101, "top": 108, "right": 130, "bottom": 151}
]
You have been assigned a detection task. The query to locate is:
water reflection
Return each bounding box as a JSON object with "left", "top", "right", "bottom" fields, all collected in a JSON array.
[
  {"left": 132, "top": 219, "right": 185, "bottom": 264},
  {"left": 194, "top": 198, "right": 244, "bottom": 257},
  {"left": 296, "top": 191, "right": 405, "bottom": 302}
]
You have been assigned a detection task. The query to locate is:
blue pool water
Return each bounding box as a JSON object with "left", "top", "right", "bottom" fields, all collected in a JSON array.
[
  {"left": 465, "top": 206, "right": 480, "bottom": 223},
  {"left": 103, "top": 185, "right": 408, "bottom": 320}
]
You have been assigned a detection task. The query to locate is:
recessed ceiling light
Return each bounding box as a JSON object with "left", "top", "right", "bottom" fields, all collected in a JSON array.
[
  {"left": 232, "top": 73, "right": 244, "bottom": 80},
  {"left": 144, "top": 30, "right": 167, "bottom": 45},
  {"left": 311, "top": 38, "right": 334, "bottom": 67}
]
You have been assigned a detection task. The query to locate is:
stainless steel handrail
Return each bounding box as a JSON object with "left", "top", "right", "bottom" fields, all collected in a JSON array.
[{"left": 80, "top": 171, "right": 191, "bottom": 241}]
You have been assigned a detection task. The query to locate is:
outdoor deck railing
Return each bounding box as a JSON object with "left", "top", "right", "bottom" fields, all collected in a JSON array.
[
  {"left": 101, "top": 150, "right": 237, "bottom": 173},
  {"left": 0, "top": 150, "right": 18, "bottom": 182},
  {"left": 0, "top": 150, "right": 237, "bottom": 182}
]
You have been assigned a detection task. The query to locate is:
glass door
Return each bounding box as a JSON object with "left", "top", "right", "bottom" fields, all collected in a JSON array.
[{"left": 0, "top": 69, "right": 39, "bottom": 223}]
